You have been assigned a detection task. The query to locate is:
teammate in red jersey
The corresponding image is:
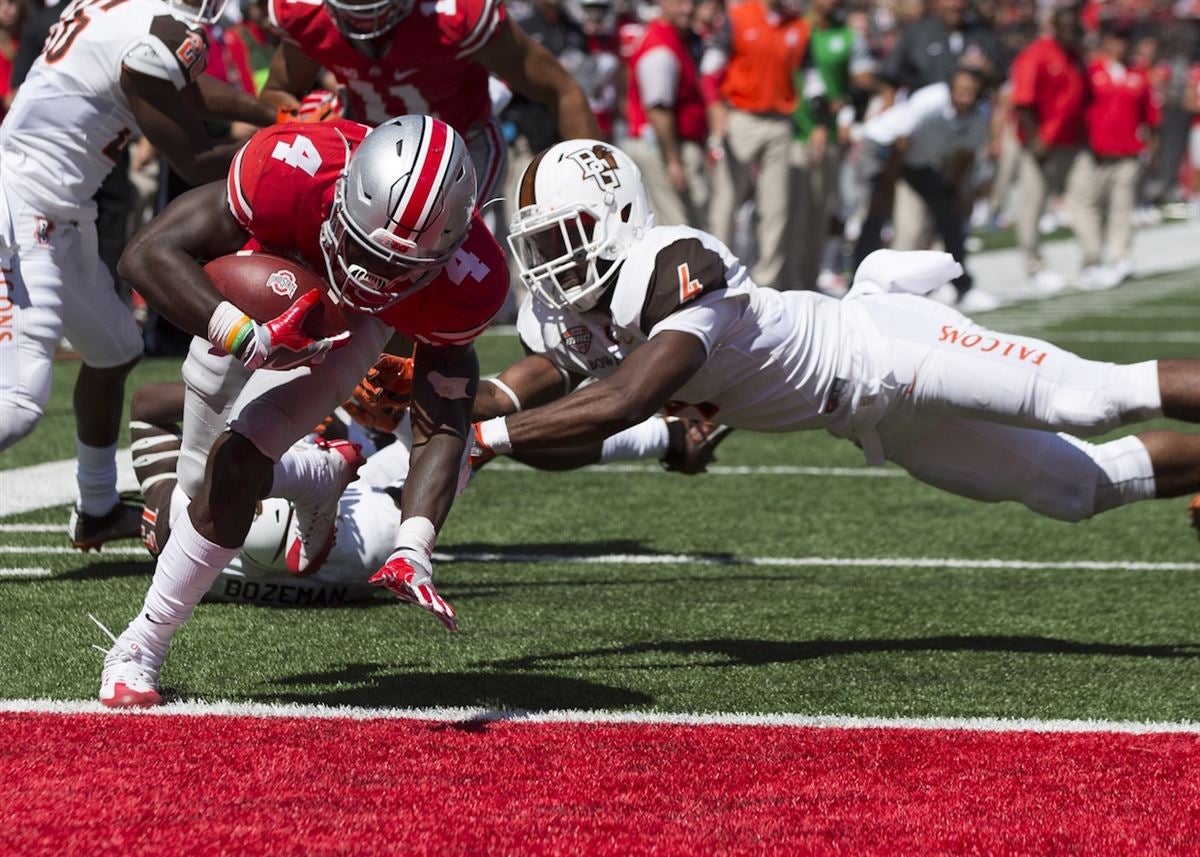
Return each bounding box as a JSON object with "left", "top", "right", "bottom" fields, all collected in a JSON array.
[
  {"left": 259, "top": 0, "right": 601, "bottom": 199},
  {"left": 95, "top": 115, "right": 506, "bottom": 708}
]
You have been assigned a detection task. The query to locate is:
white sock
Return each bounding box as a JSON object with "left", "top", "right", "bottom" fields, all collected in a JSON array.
[
  {"left": 600, "top": 417, "right": 671, "bottom": 463},
  {"left": 120, "top": 509, "right": 239, "bottom": 662},
  {"left": 270, "top": 447, "right": 325, "bottom": 506},
  {"left": 1115, "top": 360, "right": 1163, "bottom": 423},
  {"left": 76, "top": 439, "right": 120, "bottom": 516}
]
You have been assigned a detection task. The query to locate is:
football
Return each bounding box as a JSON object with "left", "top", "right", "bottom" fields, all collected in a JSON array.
[{"left": 204, "top": 251, "right": 347, "bottom": 338}]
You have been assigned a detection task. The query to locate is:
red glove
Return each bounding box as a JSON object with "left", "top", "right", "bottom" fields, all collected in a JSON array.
[
  {"left": 342, "top": 354, "right": 415, "bottom": 432},
  {"left": 212, "top": 290, "right": 351, "bottom": 371},
  {"left": 276, "top": 89, "right": 344, "bottom": 125},
  {"left": 369, "top": 549, "right": 458, "bottom": 632}
]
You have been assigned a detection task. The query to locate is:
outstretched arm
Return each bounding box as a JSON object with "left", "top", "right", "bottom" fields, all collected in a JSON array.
[
  {"left": 480, "top": 331, "right": 708, "bottom": 453},
  {"left": 259, "top": 42, "right": 323, "bottom": 112}
]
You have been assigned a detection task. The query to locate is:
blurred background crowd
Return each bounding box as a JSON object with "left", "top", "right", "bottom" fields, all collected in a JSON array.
[{"left": 4, "top": 0, "right": 1199, "bottom": 337}]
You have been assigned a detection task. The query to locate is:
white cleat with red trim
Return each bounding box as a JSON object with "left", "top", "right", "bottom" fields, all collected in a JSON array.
[
  {"left": 285, "top": 439, "right": 367, "bottom": 577},
  {"left": 91, "top": 615, "right": 162, "bottom": 709}
]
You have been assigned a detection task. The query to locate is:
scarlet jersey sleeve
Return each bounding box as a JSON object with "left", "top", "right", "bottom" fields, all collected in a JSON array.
[
  {"left": 378, "top": 213, "right": 510, "bottom": 347},
  {"left": 226, "top": 120, "right": 368, "bottom": 268},
  {"left": 444, "top": 0, "right": 507, "bottom": 59}
]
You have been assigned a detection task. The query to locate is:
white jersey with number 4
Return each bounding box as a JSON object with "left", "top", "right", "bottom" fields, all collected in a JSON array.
[
  {"left": 0, "top": 0, "right": 208, "bottom": 221},
  {"left": 524, "top": 226, "right": 853, "bottom": 431}
]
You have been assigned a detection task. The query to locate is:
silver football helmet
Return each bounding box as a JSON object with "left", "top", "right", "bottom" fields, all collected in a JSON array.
[
  {"left": 508, "top": 139, "right": 652, "bottom": 312},
  {"left": 320, "top": 115, "right": 477, "bottom": 314},
  {"left": 324, "top": 0, "right": 413, "bottom": 40}
]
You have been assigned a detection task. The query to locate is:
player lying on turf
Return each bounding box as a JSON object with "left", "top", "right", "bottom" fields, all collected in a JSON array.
[
  {"left": 95, "top": 115, "right": 509, "bottom": 707},
  {"left": 0, "top": 0, "right": 276, "bottom": 551},
  {"left": 125, "top": 358, "right": 729, "bottom": 608},
  {"left": 260, "top": 0, "right": 601, "bottom": 200},
  {"left": 473, "top": 140, "right": 1200, "bottom": 527}
]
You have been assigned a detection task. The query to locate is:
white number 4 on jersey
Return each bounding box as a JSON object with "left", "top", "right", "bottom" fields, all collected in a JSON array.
[
  {"left": 271, "top": 135, "right": 322, "bottom": 177},
  {"left": 446, "top": 249, "right": 488, "bottom": 285}
]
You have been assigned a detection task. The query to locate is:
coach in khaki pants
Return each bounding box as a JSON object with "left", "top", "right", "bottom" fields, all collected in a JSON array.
[
  {"left": 704, "top": 0, "right": 809, "bottom": 288},
  {"left": 624, "top": 0, "right": 710, "bottom": 228},
  {"left": 1010, "top": 6, "right": 1091, "bottom": 293}
]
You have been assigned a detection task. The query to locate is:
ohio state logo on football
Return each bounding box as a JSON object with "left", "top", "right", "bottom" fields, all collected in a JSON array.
[
  {"left": 567, "top": 145, "right": 621, "bottom": 192},
  {"left": 563, "top": 325, "right": 593, "bottom": 354},
  {"left": 267, "top": 269, "right": 298, "bottom": 299}
]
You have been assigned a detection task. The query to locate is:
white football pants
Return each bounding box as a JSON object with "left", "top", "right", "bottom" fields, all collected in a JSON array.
[
  {"left": 0, "top": 180, "right": 143, "bottom": 450},
  {"left": 177, "top": 310, "right": 392, "bottom": 498},
  {"left": 851, "top": 293, "right": 1162, "bottom": 521}
]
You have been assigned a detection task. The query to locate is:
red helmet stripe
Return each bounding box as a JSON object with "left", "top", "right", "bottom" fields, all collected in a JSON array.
[{"left": 395, "top": 118, "right": 453, "bottom": 238}]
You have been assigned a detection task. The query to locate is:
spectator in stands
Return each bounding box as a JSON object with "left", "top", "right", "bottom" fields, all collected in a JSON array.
[
  {"left": 1074, "top": 20, "right": 1160, "bottom": 289},
  {"left": 879, "top": 0, "right": 1000, "bottom": 104},
  {"left": 508, "top": 0, "right": 590, "bottom": 155},
  {"left": 1010, "top": 4, "right": 1090, "bottom": 294},
  {"left": 855, "top": 69, "right": 993, "bottom": 308},
  {"left": 787, "top": 0, "right": 875, "bottom": 293},
  {"left": 0, "top": 0, "right": 21, "bottom": 118},
  {"left": 705, "top": 0, "right": 810, "bottom": 289},
  {"left": 625, "top": 0, "right": 710, "bottom": 228},
  {"left": 222, "top": 0, "right": 278, "bottom": 96},
  {"left": 577, "top": 0, "right": 621, "bottom": 140}
]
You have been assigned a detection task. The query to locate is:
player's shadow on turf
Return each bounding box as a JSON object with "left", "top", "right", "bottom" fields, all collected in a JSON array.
[
  {"left": 484, "top": 636, "right": 1200, "bottom": 670},
  {"left": 257, "top": 663, "right": 654, "bottom": 710}
]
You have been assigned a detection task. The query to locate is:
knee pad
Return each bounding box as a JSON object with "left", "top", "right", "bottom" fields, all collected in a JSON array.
[
  {"left": 1028, "top": 434, "right": 1155, "bottom": 522},
  {"left": 0, "top": 398, "right": 44, "bottom": 451}
]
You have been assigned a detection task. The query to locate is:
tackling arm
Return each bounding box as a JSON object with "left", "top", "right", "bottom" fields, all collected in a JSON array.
[
  {"left": 122, "top": 70, "right": 246, "bottom": 186},
  {"left": 259, "top": 42, "right": 323, "bottom": 112},
  {"left": 486, "top": 331, "right": 708, "bottom": 452},
  {"left": 474, "top": 17, "right": 601, "bottom": 140},
  {"left": 194, "top": 74, "right": 277, "bottom": 127}
]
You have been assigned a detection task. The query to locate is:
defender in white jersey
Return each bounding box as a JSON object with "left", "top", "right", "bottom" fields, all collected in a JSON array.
[
  {"left": 475, "top": 139, "right": 1200, "bottom": 526},
  {"left": 0, "top": 0, "right": 273, "bottom": 548}
]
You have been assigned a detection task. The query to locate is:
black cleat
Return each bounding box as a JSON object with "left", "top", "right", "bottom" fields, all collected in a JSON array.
[
  {"left": 68, "top": 500, "right": 144, "bottom": 552},
  {"left": 662, "top": 419, "right": 734, "bottom": 475}
]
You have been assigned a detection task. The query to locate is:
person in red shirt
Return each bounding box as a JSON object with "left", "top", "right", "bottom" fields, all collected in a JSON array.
[
  {"left": 1010, "top": 5, "right": 1091, "bottom": 293},
  {"left": 97, "top": 116, "right": 509, "bottom": 707},
  {"left": 260, "top": 0, "right": 600, "bottom": 202},
  {"left": 625, "top": 0, "right": 710, "bottom": 228},
  {"left": 1075, "top": 21, "right": 1160, "bottom": 289},
  {"left": 0, "top": 0, "right": 19, "bottom": 120}
]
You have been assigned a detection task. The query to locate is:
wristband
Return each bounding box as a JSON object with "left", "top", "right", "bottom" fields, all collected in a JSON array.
[
  {"left": 208, "top": 301, "right": 254, "bottom": 357},
  {"left": 395, "top": 515, "right": 437, "bottom": 560},
  {"left": 476, "top": 416, "right": 512, "bottom": 455}
]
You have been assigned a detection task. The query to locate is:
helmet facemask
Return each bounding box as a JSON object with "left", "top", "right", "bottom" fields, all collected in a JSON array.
[
  {"left": 508, "top": 203, "right": 620, "bottom": 312},
  {"left": 171, "top": 0, "right": 232, "bottom": 25},
  {"left": 324, "top": 0, "right": 412, "bottom": 40},
  {"left": 320, "top": 178, "right": 443, "bottom": 314}
]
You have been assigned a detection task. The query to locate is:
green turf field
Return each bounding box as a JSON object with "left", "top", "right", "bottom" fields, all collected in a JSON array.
[{"left": 2, "top": 268, "right": 1198, "bottom": 722}]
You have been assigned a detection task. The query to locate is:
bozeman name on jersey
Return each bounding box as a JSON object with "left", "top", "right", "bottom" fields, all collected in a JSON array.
[
  {"left": 524, "top": 225, "right": 854, "bottom": 431},
  {"left": 0, "top": 0, "right": 207, "bottom": 221}
]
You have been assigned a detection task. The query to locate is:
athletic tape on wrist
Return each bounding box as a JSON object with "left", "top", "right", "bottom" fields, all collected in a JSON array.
[
  {"left": 395, "top": 515, "right": 437, "bottom": 560},
  {"left": 477, "top": 417, "right": 512, "bottom": 455},
  {"left": 208, "top": 301, "right": 253, "bottom": 356}
]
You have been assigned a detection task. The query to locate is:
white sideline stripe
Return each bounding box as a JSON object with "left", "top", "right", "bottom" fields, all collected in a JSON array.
[
  {"left": 0, "top": 455, "right": 138, "bottom": 517},
  {"left": 1, "top": 543, "right": 1198, "bottom": 571},
  {"left": 1, "top": 698, "right": 1196, "bottom": 735},
  {"left": 0, "top": 567, "right": 51, "bottom": 578},
  {"left": 486, "top": 462, "right": 903, "bottom": 477}
]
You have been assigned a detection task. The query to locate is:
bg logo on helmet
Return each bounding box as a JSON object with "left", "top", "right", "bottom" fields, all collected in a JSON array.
[
  {"left": 267, "top": 269, "right": 298, "bottom": 299},
  {"left": 567, "top": 145, "right": 621, "bottom": 191}
]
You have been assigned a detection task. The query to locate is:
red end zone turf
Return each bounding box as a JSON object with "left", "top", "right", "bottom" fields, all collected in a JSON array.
[{"left": 2, "top": 712, "right": 1197, "bottom": 854}]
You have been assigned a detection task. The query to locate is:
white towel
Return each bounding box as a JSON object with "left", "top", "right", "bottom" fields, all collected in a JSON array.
[{"left": 850, "top": 249, "right": 963, "bottom": 298}]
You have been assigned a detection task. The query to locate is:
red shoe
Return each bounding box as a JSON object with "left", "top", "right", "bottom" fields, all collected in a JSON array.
[{"left": 285, "top": 439, "right": 366, "bottom": 576}]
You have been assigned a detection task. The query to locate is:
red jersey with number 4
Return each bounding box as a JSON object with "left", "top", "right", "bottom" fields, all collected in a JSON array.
[
  {"left": 267, "top": 0, "right": 504, "bottom": 133},
  {"left": 226, "top": 120, "right": 509, "bottom": 346}
]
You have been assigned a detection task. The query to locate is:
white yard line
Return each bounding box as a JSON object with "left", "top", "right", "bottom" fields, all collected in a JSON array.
[
  {"left": 0, "top": 567, "right": 51, "bottom": 578},
  {"left": 0, "top": 524, "right": 62, "bottom": 532},
  {"left": 486, "top": 462, "right": 903, "bottom": 477},
  {"left": 0, "top": 455, "right": 138, "bottom": 517},
  {"left": 2, "top": 542, "right": 1196, "bottom": 572},
  {"left": 1, "top": 697, "right": 1196, "bottom": 735}
]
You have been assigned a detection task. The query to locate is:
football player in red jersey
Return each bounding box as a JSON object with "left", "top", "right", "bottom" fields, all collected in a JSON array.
[
  {"left": 94, "top": 114, "right": 508, "bottom": 708},
  {"left": 258, "top": 0, "right": 601, "bottom": 200}
]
